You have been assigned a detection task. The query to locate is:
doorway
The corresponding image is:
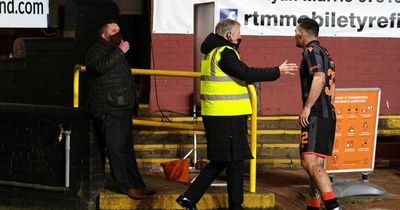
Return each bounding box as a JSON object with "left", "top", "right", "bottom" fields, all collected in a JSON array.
[
  {"left": 193, "top": 2, "right": 214, "bottom": 108},
  {"left": 118, "top": 0, "right": 151, "bottom": 105}
]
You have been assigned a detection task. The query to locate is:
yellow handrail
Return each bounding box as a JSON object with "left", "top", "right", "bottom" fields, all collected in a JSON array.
[
  {"left": 133, "top": 119, "right": 204, "bottom": 131},
  {"left": 132, "top": 69, "right": 201, "bottom": 78},
  {"left": 73, "top": 64, "right": 86, "bottom": 108},
  {"left": 248, "top": 85, "right": 257, "bottom": 193},
  {"left": 72, "top": 65, "right": 259, "bottom": 192}
]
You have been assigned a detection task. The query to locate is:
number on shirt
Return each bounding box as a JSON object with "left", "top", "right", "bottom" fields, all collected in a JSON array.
[{"left": 325, "top": 68, "right": 335, "bottom": 96}]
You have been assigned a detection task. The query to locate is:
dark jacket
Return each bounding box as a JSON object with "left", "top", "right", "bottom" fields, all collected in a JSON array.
[
  {"left": 201, "top": 33, "right": 281, "bottom": 161},
  {"left": 86, "top": 39, "right": 136, "bottom": 114},
  {"left": 201, "top": 33, "right": 280, "bottom": 83}
]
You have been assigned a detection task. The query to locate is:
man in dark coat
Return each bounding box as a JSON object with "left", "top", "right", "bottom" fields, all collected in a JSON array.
[
  {"left": 86, "top": 20, "right": 155, "bottom": 200},
  {"left": 176, "top": 19, "right": 298, "bottom": 210}
]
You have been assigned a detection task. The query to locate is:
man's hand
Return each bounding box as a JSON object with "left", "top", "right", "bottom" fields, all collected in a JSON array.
[
  {"left": 279, "top": 60, "right": 298, "bottom": 75},
  {"left": 119, "top": 40, "right": 130, "bottom": 53},
  {"left": 299, "top": 107, "right": 311, "bottom": 127}
]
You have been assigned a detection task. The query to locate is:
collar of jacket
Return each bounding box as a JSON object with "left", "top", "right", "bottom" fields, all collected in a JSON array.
[
  {"left": 305, "top": 40, "right": 320, "bottom": 48},
  {"left": 99, "top": 38, "right": 115, "bottom": 47}
]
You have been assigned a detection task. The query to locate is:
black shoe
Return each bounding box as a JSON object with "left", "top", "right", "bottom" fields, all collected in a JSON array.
[
  {"left": 176, "top": 194, "right": 198, "bottom": 210},
  {"left": 323, "top": 198, "right": 340, "bottom": 210}
]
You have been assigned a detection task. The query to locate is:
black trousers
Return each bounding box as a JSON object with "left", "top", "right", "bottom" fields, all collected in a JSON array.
[
  {"left": 92, "top": 111, "right": 145, "bottom": 193},
  {"left": 184, "top": 160, "right": 244, "bottom": 210}
]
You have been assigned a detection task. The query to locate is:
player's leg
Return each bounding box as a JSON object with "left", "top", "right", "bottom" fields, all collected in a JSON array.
[{"left": 306, "top": 181, "right": 321, "bottom": 210}]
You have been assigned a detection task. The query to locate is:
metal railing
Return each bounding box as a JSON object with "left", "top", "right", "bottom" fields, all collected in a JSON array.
[
  {"left": 73, "top": 64, "right": 259, "bottom": 192},
  {"left": 73, "top": 64, "right": 86, "bottom": 108}
]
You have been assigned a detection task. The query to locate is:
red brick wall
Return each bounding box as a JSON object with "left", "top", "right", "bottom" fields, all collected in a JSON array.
[
  {"left": 149, "top": 34, "right": 195, "bottom": 115},
  {"left": 150, "top": 34, "right": 400, "bottom": 115}
]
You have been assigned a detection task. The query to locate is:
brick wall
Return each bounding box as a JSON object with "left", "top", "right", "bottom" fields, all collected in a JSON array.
[
  {"left": 0, "top": 38, "right": 80, "bottom": 107},
  {"left": 149, "top": 34, "right": 400, "bottom": 115},
  {"left": 0, "top": 103, "right": 104, "bottom": 210},
  {"left": 149, "top": 34, "right": 195, "bottom": 115},
  {"left": 0, "top": 59, "right": 27, "bottom": 103}
]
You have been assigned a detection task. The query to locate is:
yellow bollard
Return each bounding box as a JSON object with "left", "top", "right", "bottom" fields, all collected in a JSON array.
[{"left": 248, "top": 84, "right": 258, "bottom": 193}]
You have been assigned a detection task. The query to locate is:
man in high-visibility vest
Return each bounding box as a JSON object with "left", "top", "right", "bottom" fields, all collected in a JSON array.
[{"left": 176, "top": 19, "right": 298, "bottom": 210}]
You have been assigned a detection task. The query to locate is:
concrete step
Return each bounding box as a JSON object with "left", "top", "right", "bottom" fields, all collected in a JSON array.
[
  {"left": 131, "top": 140, "right": 400, "bottom": 172},
  {"left": 134, "top": 115, "right": 400, "bottom": 130},
  {"left": 132, "top": 138, "right": 400, "bottom": 173},
  {"left": 133, "top": 115, "right": 400, "bottom": 141},
  {"left": 132, "top": 143, "right": 301, "bottom": 172},
  {"left": 100, "top": 191, "right": 275, "bottom": 210},
  {"left": 133, "top": 144, "right": 299, "bottom": 162},
  {"left": 133, "top": 128, "right": 400, "bottom": 145},
  {"left": 99, "top": 173, "right": 275, "bottom": 210},
  {"left": 375, "top": 141, "right": 400, "bottom": 168},
  {"left": 132, "top": 158, "right": 301, "bottom": 174},
  {"left": 135, "top": 116, "right": 302, "bottom": 129},
  {"left": 131, "top": 115, "right": 400, "bottom": 171},
  {"left": 133, "top": 131, "right": 300, "bottom": 144}
]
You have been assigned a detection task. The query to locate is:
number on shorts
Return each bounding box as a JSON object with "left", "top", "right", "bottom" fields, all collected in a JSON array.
[{"left": 301, "top": 131, "right": 309, "bottom": 149}]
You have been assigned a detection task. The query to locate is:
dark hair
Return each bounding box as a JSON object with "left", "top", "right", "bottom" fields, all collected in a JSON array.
[
  {"left": 297, "top": 18, "right": 319, "bottom": 37},
  {"left": 98, "top": 19, "right": 117, "bottom": 35}
]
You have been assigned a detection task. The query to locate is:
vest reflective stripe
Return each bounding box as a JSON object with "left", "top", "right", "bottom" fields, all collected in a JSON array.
[
  {"left": 200, "top": 93, "right": 250, "bottom": 100},
  {"left": 200, "top": 75, "right": 233, "bottom": 81},
  {"left": 200, "top": 46, "right": 252, "bottom": 116},
  {"left": 209, "top": 48, "right": 220, "bottom": 76}
]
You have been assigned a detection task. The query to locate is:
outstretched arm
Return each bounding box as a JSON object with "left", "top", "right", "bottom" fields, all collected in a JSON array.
[{"left": 219, "top": 48, "right": 297, "bottom": 83}]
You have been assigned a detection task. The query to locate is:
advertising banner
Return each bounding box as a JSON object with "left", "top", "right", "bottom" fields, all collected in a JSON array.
[
  {"left": 153, "top": 0, "right": 194, "bottom": 34},
  {"left": 215, "top": 0, "right": 400, "bottom": 37},
  {"left": 326, "top": 88, "right": 381, "bottom": 173},
  {"left": 0, "top": 0, "right": 49, "bottom": 28},
  {"left": 153, "top": 0, "right": 400, "bottom": 38}
]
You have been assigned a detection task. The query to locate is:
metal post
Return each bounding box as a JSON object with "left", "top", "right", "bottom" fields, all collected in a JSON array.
[
  {"left": 58, "top": 124, "right": 71, "bottom": 189},
  {"left": 248, "top": 84, "right": 258, "bottom": 193},
  {"left": 65, "top": 131, "right": 71, "bottom": 188},
  {"left": 361, "top": 172, "right": 370, "bottom": 183},
  {"left": 193, "top": 104, "right": 198, "bottom": 168}
]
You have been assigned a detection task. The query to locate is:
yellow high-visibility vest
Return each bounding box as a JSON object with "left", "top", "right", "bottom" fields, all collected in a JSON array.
[{"left": 200, "top": 46, "right": 252, "bottom": 116}]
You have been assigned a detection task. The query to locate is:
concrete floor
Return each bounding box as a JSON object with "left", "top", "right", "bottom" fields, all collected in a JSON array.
[
  {"left": 100, "top": 167, "right": 400, "bottom": 209},
  {"left": 253, "top": 167, "right": 400, "bottom": 210}
]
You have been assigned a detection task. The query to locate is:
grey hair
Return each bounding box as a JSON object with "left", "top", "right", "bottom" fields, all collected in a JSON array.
[{"left": 215, "top": 19, "right": 240, "bottom": 37}]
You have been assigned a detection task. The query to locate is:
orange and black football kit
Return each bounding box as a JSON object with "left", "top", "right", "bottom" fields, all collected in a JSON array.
[{"left": 299, "top": 40, "right": 336, "bottom": 157}]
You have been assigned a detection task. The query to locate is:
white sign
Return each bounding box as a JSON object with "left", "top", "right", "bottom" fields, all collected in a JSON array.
[
  {"left": 153, "top": 0, "right": 400, "bottom": 38},
  {"left": 153, "top": 0, "right": 194, "bottom": 34},
  {"left": 0, "top": 0, "right": 49, "bottom": 28},
  {"left": 153, "top": 0, "right": 213, "bottom": 34}
]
